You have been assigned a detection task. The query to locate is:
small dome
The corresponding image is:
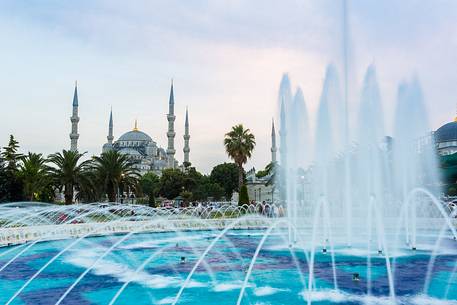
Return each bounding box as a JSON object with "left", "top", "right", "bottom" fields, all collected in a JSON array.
[
  {"left": 118, "top": 130, "right": 152, "bottom": 142},
  {"left": 435, "top": 121, "right": 457, "bottom": 143},
  {"left": 102, "top": 143, "right": 113, "bottom": 152}
]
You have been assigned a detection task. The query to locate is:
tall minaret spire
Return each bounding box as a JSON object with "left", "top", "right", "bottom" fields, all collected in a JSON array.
[
  {"left": 166, "top": 79, "right": 176, "bottom": 168},
  {"left": 183, "top": 107, "right": 190, "bottom": 165},
  {"left": 107, "top": 107, "right": 114, "bottom": 145},
  {"left": 271, "top": 118, "right": 277, "bottom": 164},
  {"left": 102, "top": 107, "right": 114, "bottom": 153},
  {"left": 70, "top": 81, "right": 80, "bottom": 152}
]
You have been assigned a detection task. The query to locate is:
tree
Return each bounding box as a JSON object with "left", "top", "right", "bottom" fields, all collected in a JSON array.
[
  {"left": 224, "top": 124, "right": 256, "bottom": 190},
  {"left": 210, "top": 163, "right": 239, "bottom": 200},
  {"left": 0, "top": 136, "right": 25, "bottom": 202},
  {"left": 183, "top": 161, "right": 192, "bottom": 171},
  {"left": 0, "top": 149, "right": 9, "bottom": 202},
  {"left": 18, "top": 152, "right": 50, "bottom": 201},
  {"left": 140, "top": 172, "right": 160, "bottom": 206},
  {"left": 93, "top": 150, "right": 140, "bottom": 202},
  {"left": 2, "top": 135, "right": 23, "bottom": 172},
  {"left": 180, "top": 190, "right": 193, "bottom": 204},
  {"left": 159, "top": 168, "right": 186, "bottom": 199},
  {"left": 204, "top": 182, "right": 225, "bottom": 201},
  {"left": 184, "top": 167, "right": 203, "bottom": 193},
  {"left": 47, "top": 150, "right": 93, "bottom": 204},
  {"left": 256, "top": 162, "right": 276, "bottom": 179},
  {"left": 239, "top": 184, "right": 249, "bottom": 205}
]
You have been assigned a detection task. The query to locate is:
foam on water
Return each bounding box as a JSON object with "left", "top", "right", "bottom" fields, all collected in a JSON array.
[
  {"left": 254, "top": 286, "right": 288, "bottom": 296},
  {"left": 155, "top": 296, "right": 176, "bottom": 304},
  {"left": 213, "top": 281, "right": 252, "bottom": 292},
  {"left": 65, "top": 248, "right": 205, "bottom": 289},
  {"left": 120, "top": 235, "right": 203, "bottom": 250},
  {"left": 410, "top": 294, "right": 457, "bottom": 305},
  {"left": 300, "top": 289, "right": 352, "bottom": 303}
]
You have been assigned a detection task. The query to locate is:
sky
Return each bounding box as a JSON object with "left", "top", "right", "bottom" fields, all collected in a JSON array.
[{"left": 0, "top": 0, "right": 456, "bottom": 173}]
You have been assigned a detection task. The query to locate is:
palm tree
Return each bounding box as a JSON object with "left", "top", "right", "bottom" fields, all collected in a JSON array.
[
  {"left": 47, "top": 150, "right": 93, "bottom": 204},
  {"left": 18, "top": 152, "right": 49, "bottom": 201},
  {"left": 93, "top": 150, "right": 140, "bottom": 202},
  {"left": 224, "top": 124, "right": 256, "bottom": 190}
]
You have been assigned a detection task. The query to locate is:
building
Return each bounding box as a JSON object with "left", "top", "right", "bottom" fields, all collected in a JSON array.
[
  {"left": 69, "top": 81, "right": 190, "bottom": 176},
  {"left": 434, "top": 117, "right": 457, "bottom": 156},
  {"left": 245, "top": 119, "right": 277, "bottom": 203},
  {"left": 105, "top": 120, "right": 170, "bottom": 175},
  {"left": 246, "top": 168, "right": 275, "bottom": 203}
]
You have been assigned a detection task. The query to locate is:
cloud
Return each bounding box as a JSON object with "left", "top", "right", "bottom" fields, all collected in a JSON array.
[{"left": 0, "top": 0, "right": 456, "bottom": 173}]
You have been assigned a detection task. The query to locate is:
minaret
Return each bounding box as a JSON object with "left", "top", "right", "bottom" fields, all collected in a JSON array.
[
  {"left": 102, "top": 108, "right": 114, "bottom": 153},
  {"left": 69, "top": 82, "right": 80, "bottom": 152},
  {"left": 166, "top": 80, "right": 176, "bottom": 168},
  {"left": 107, "top": 108, "right": 114, "bottom": 145},
  {"left": 183, "top": 107, "right": 190, "bottom": 164},
  {"left": 271, "top": 118, "right": 277, "bottom": 164}
]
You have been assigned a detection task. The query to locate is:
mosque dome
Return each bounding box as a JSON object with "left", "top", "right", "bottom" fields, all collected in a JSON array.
[
  {"left": 435, "top": 118, "right": 457, "bottom": 143},
  {"left": 117, "top": 120, "right": 153, "bottom": 143},
  {"left": 118, "top": 130, "right": 152, "bottom": 142}
]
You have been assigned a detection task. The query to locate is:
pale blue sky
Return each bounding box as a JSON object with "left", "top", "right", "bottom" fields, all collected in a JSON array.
[{"left": 1, "top": 1, "right": 456, "bottom": 173}]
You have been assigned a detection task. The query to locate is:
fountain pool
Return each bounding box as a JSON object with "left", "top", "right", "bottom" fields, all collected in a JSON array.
[{"left": 1, "top": 223, "right": 457, "bottom": 305}]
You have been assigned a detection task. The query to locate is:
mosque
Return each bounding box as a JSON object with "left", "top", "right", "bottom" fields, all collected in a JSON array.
[{"left": 68, "top": 82, "right": 190, "bottom": 175}]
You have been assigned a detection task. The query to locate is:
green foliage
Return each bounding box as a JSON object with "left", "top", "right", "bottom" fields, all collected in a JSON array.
[
  {"left": 0, "top": 132, "right": 259, "bottom": 204},
  {"left": 2, "top": 135, "right": 23, "bottom": 172},
  {"left": 140, "top": 172, "right": 160, "bottom": 206},
  {"left": 210, "top": 162, "right": 239, "bottom": 200},
  {"left": 93, "top": 150, "right": 140, "bottom": 202},
  {"left": 159, "top": 168, "right": 186, "bottom": 199},
  {"left": 183, "top": 161, "right": 191, "bottom": 170},
  {"left": 238, "top": 184, "right": 249, "bottom": 205},
  {"left": 448, "top": 186, "right": 457, "bottom": 196},
  {"left": 224, "top": 124, "right": 256, "bottom": 190},
  {"left": 184, "top": 167, "right": 203, "bottom": 192},
  {"left": 205, "top": 182, "right": 225, "bottom": 200},
  {"left": 18, "top": 152, "right": 51, "bottom": 201},
  {"left": 256, "top": 169, "right": 268, "bottom": 178},
  {"left": 180, "top": 190, "right": 193, "bottom": 203},
  {"left": 0, "top": 136, "right": 24, "bottom": 202},
  {"left": 47, "top": 150, "right": 93, "bottom": 204}
]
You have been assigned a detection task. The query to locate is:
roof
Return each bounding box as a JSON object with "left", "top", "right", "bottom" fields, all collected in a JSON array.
[
  {"left": 72, "top": 85, "right": 78, "bottom": 106},
  {"left": 118, "top": 130, "right": 152, "bottom": 142},
  {"left": 435, "top": 120, "right": 457, "bottom": 143}
]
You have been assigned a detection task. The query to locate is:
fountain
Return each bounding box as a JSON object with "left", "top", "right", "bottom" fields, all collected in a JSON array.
[{"left": 1, "top": 1, "right": 457, "bottom": 304}]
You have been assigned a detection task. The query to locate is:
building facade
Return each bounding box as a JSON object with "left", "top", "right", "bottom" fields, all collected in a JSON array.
[
  {"left": 69, "top": 81, "right": 189, "bottom": 176},
  {"left": 434, "top": 117, "right": 457, "bottom": 156}
]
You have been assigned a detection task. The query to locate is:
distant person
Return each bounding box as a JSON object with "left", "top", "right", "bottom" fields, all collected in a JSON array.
[{"left": 278, "top": 205, "right": 285, "bottom": 217}]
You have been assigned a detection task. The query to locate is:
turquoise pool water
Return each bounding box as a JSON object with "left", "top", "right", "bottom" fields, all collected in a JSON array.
[{"left": 0, "top": 229, "right": 456, "bottom": 305}]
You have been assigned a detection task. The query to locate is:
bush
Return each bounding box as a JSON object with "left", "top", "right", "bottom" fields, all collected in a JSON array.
[
  {"left": 448, "top": 186, "right": 457, "bottom": 196},
  {"left": 238, "top": 184, "right": 249, "bottom": 205}
]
